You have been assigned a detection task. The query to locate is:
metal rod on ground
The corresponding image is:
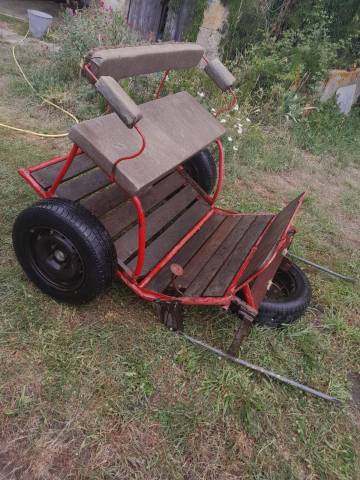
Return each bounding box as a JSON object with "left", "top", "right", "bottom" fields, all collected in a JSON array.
[
  {"left": 287, "top": 252, "right": 356, "bottom": 284},
  {"left": 179, "top": 332, "right": 340, "bottom": 404}
]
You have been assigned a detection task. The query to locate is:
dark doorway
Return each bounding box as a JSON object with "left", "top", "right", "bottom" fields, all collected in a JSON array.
[{"left": 156, "top": 0, "right": 170, "bottom": 40}]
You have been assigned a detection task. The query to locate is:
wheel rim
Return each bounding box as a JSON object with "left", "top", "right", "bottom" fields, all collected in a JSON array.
[
  {"left": 265, "top": 269, "right": 296, "bottom": 302},
  {"left": 28, "top": 227, "right": 85, "bottom": 292}
]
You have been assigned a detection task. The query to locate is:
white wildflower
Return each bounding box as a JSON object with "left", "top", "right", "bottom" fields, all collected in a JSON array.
[
  {"left": 211, "top": 108, "right": 216, "bottom": 113},
  {"left": 197, "top": 91, "right": 205, "bottom": 98},
  {"left": 232, "top": 104, "right": 239, "bottom": 111},
  {"left": 237, "top": 126, "right": 243, "bottom": 134},
  {"left": 228, "top": 136, "right": 233, "bottom": 142},
  {"left": 246, "top": 117, "right": 251, "bottom": 123},
  {"left": 220, "top": 118, "right": 226, "bottom": 124},
  {"left": 233, "top": 146, "right": 238, "bottom": 151}
]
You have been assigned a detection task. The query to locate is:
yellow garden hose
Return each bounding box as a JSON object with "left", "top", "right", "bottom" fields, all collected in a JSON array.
[{"left": 0, "top": 31, "right": 79, "bottom": 138}]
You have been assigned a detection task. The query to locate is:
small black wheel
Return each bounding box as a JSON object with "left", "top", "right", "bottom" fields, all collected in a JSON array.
[
  {"left": 255, "top": 263, "right": 311, "bottom": 328},
  {"left": 13, "top": 198, "right": 116, "bottom": 304},
  {"left": 184, "top": 148, "right": 217, "bottom": 194}
]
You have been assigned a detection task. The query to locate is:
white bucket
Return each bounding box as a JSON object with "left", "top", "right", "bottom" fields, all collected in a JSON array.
[{"left": 28, "top": 10, "right": 53, "bottom": 38}]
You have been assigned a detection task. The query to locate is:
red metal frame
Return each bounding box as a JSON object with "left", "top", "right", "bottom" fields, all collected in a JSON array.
[
  {"left": 17, "top": 62, "right": 302, "bottom": 314},
  {"left": 110, "top": 125, "right": 146, "bottom": 181},
  {"left": 131, "top": 195, "right": 146, "bottom": 277},
  {"left": 215, "top": 89, "right": 238, "bottom": 118},
  {"left": 155, "top": 69, "right": 170, "bottom": 98}
]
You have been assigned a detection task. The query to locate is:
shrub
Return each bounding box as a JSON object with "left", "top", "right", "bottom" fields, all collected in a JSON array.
[{"left": 50, "top": 3, "right": 139, "bottom": 82}]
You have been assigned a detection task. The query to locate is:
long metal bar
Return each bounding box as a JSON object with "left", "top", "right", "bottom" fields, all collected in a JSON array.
[
  {"left": 210, "top": 139, "right": 224, "bottom": 204},
  {"left": 139, "top": 208, "right": 215, "bottom": 288},
  {"left": 287, "top": 252, "right": 356, "bottom": 284},
  {"left": 115, "top": 269, "right": 234, "bottom": 305},
  {"left": 214, "top": 88, "right": 238, "bottom": 118},
  {"left": 155, "top": 69, "right": 170, "bottom": 98},
  {"left": 180, "top": 332, "right": 340, "bottom": 403},
  {"left": 131, "top": 195, "right": 146, "bottom": 277},
  {"left": 231, "top": 192, "right": 306, "bottom": 295},
  {"left": 46, "top": 144, "right": 79, "bottom": 197}
]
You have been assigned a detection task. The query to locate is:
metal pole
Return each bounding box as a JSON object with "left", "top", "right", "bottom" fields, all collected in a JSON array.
[
  {"left": 179, "top": 332, "right": 340, "bottom": 404},
  {"left": 287, "top": 252, "right": 356, "bottom": 284}
]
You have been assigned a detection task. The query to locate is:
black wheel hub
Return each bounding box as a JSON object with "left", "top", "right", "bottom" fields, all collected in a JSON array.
[{"left": 28, "top": 227, "right": 84, "bottom": 292}]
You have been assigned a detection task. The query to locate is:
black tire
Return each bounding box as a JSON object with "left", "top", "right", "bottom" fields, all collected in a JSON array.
[
  {"left": 184, "top": 148, "right": 217, "bottom": 194},
  {"left": 255, "top": 264, "right": 311, "bottom": 328},
  {"left": 13, "top": 198, "right": 116, "bottom": 304}
]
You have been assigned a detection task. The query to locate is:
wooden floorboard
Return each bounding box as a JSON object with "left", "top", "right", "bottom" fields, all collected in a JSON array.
[
  {"left": 128, "top": 201, "right": 210, "bottom": 276},
  {"left": 55, "top": 168, "right": 110, "bottom": 201},
  {"left": 81, "top": 184, "right": 128, "bottom": 217},
  {"left": 32, "top": 154, "right": 95, "bottom": 189},
  {"left": 147, "top": 214, "right": 225, "bottom": 293},
  {"left": 184, "top": 215, "right": 256, "bottom": 297},
  {"left": 203, "top": 215, "right": 271, "bottom": 297},
  {"left": 175, "top": 215, "right": 241, "bottom": 291},
  {"left": 115, "top": 185, "right": 199, "bottom": 263},
  {"left": 101, "top": 172, "right": 185, "bottom": 238}
]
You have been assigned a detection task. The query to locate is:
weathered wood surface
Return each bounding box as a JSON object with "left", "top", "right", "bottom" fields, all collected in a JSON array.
[
  {"left": 32, "top": 154, "right": 95, "bottom": 190},
  {"left": 115, "top": 184, "right": 202, "bottom": 265}
]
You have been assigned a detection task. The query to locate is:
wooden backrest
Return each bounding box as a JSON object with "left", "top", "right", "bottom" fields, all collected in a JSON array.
[{"left": 85, "top": 43, "right": 204, "bottom": 81}]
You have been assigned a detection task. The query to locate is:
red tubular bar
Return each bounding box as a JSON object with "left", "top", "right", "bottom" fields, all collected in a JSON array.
[
  {"left": 242, "top": 284, "right": 256, "bottom": 309},
  {"left": 111, "top": 125, "right": 146, "bottom": 181},
  {"left": 46, "top": 144, "right": 79, "bottom": 197},
  {"left": 116, "top": 269, "right": 234, "bottom": 306},
  {"left": 210, "top": 139, "right": 224, "bottom": 204},
  {"left": 228, "top": 192, "right": 306, "bottom": 297},
  {"left": 155, "top": 69, "right": 170, "bottom": 99},
  {"left": 131, "top": 195, "right": 146, "bottom": 277},
  {"left": 18, "top": 150, "right": 81, "bottom": 199},
  {"left": 225, "top": 216, "right": 276, "bottom": 298},
  {"left": 140, "top": 209, "right": 215, "bottom": 289},
  {"left": 18, "top": 168, "right": 48, "bottom": 198},
  {"left": 83, "top": 63, "right": 98, "bottom": 83},
  {"left": 215, "top": 88, "right": 238, "bottom": 118},
  {"left": 25, "top": 154, "right": 68, "bottom": 173}
]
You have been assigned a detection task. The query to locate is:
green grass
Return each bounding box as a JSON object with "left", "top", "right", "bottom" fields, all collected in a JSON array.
[
  {"left": 292, "top": 102, "right": 360, "bottom": 165},
  {"left": 0, "top": 13, "right": 28, "bottom": 36},
  {"left": 0, "top": 21, "right": 359, "bottom": 480},
  {"left": 1, "top": 130, "right": 359, "bottom": 479}
]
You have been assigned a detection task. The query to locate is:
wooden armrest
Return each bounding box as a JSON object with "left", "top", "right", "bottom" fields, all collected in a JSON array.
[
  {"left": 205, "top": 59, "right": 236, "bottom": 91},
  {"left": 95, "top": 76, "right": 143, "bottom": 128}
]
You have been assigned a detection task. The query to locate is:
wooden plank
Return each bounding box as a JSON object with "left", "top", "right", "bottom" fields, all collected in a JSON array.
[
  {"left": 56, "top": 168, "right": 110, "bottom": 201},
  {"left": 203, "top": 215, "right": 271, "bottom": 297},
  {"left": 236, "top": 194, "right": 304, "bottom": 285},
  {"left": 81, "top": 184, "right": 128, "bottom": 217},
  {"left": 128, "top": 201, "right": 210, "bottom": 276},
  {"left": 70, "top": 92, "right": 226, "bottom": 195},
  {"left": 115, "top": 185, "right": 199, "bottom": 263},
  {"left": 184, "top": 215, "right": 257, "bottom": 297},
  {"left": 32, "top": 154, "right": 95, "bottom": 189},
  {"left": 175, "top": 215, "right": 242, "bottom": 291},
  {"left": 101, "top": 172, "right": 185, "bottom": 238},
  {"left": 147, "top": 214, "right": 225, "bottom": 293}
]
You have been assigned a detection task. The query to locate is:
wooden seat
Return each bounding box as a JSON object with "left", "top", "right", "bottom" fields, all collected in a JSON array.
[{"left": 69, "top": 91, "right": 225, "bottom": 196}]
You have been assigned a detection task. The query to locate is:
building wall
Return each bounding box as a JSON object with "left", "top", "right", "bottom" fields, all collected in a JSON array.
[{"left": 102, "top": 0, "right": 228, "bottom": 58}]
